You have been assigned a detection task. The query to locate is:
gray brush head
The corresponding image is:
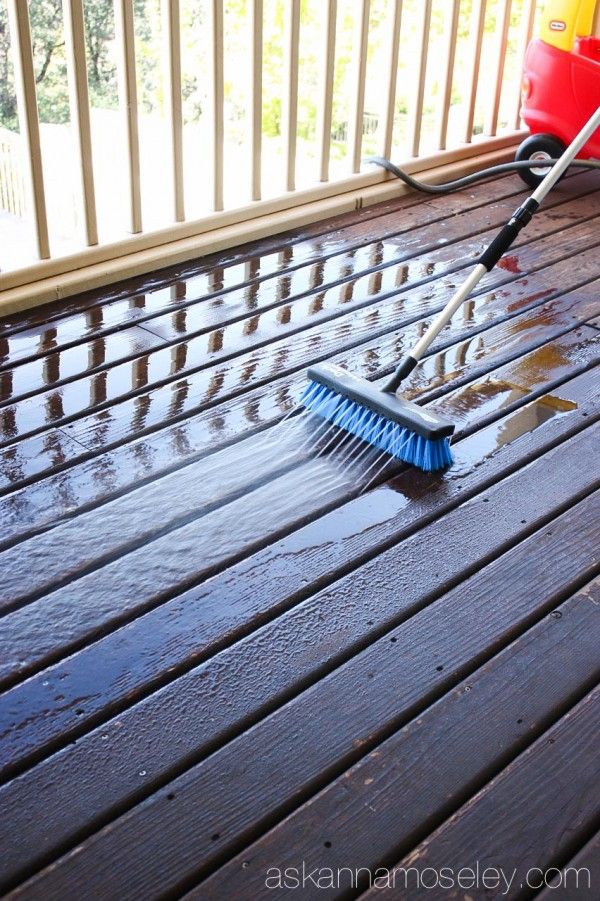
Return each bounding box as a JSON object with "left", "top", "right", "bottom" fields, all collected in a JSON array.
[{"left": 306, "top": 363, "right": 455, "bottom": 441}]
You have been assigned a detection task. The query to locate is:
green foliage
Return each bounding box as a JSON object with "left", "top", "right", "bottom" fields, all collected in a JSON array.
[
  {"left": 261, "top": 0, "right": 284, "bottom": 136},
  {"left": 0, "top": 0, "right": 74, "bottom": 127},
  {"left": 29, "top": 0, "right": 69, "bottom": 123},
  {"left": 0, "top": 0, "right": 156, "bottom": 130},
  {"left": 0, "top": 0, "right": 69, "bottom": 127},
  {"left": 83, "top": 0, "right": 118, "bottom": 110},
  {"left": 0, "top": 3, "right": 17, "bottom": 130},
  {"left": 133, "top": 0, "right": 161, "bottom": 114}
]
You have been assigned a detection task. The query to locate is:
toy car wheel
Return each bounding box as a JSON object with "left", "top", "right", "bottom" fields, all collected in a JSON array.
[{"left": 515, "top": 134, "right": 566, "bottom": 188}]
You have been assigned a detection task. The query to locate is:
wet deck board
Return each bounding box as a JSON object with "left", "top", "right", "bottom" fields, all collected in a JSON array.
[
  {"left": 364, "top": 684, "right": 600, "bottom": 901},
  {"left": 1, "top": 177, "right": 597, "bottom": 385},
  {"left": 3, "top": 192, "right": 600, "bottom": 448},
  {"left": 0, "top": 173, "right": 558, "bottom": 345},
  {"left": 195, "top": 581, "right": 600, "bottom": 901},
  {"left": 538, "top": 830, "right": 600, "bottom": 900},
  {"left": 1, "top": 173, "right": 599, "bottom": 899},
  {"left": 0, "top": 374, "right": 598, "bottom": 781},
  {"left": 7, "top": 493, "right": 599, "bottom": 900}
]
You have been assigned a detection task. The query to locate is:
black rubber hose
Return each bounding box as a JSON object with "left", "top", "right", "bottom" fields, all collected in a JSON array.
[{"left": 366, "top": 156, "right": 600, "bottom": 194}]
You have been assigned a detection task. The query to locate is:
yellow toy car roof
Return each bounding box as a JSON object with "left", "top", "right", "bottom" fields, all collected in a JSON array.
[{"left": 540, "top": 0, "right": 597, "bottom": 51}]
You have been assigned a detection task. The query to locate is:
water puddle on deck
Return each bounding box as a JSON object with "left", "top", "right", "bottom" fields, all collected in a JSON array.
[
  {"left": 450, "top": 389, "right": 578, "bottom": 476},
  {"left": 488, "top": 392, "right": 577, "bottom": 443}
]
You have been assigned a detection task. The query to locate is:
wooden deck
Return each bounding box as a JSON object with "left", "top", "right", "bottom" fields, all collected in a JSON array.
[{"left": 1, "top": 171, "right": 599, "bottom": 900}]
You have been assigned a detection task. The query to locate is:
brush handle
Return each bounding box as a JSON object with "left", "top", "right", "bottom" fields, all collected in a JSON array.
[{"left": 384, "top": 104, "right": 600, "bottom": 395}]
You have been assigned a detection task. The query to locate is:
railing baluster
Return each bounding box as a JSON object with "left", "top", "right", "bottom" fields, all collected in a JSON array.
[
  {"left": 408, "top": 0, "right": 432, "bottom": 158},
  {"left": 436, "top": 0, "right": 460, "bottom": 151},
  {"left": 249, "top": 0, "right": 263, "bottom": 200},
  {"left": 6, "top": 0, "right": 50, "bottom": 259},
  {"left": 485, "top": 0, "right": 512, "bottom": 137},
  {"left": 348, "top": 0, "right": 370, "bottom": 173},
  {"left": 463, "top": 0, "right": 486, "bottom": 143},
  {"left": 163, "top": 0, "right": 185, "bottom": 221},
  {"left": 381, "top": 0, "right": 402, "bottom": 160},
  {"left": 511, "top": 0, "right": 536, "bottom": 130},
  {"left": 317, "top": 0, "right": 337, "bottom": 182},
  {"left": 115, "top": 0, "right": 142, "bottom": 234},
  {"left": 209, "top": 0, "right": 224, "bottom": 211},
  {"left": 63, "top": 0, "right": 98, "bottom": 246},
  {"left": 283, "top": 0, "right": 300, "bottom": 191}
]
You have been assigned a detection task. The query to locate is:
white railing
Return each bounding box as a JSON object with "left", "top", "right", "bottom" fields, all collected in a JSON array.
[{"left": 0, "top": 0, "right": 540, "bottom": 302}]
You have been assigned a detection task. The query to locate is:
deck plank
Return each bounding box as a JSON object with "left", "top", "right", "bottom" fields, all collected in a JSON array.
[
  {"left": 0, "top": 430, "right": 597, "bottom": 884},
  {"left": 0, "top": 423, "right": 598, "bottom": 886},
  {"left": 0, "top": 180, "right": 535, "bottom": 374},
  {"left": 538, "top": 830, "right": 600, "bottom": 899},
  {"left": 0, "top": 175, "right": 534, "bottom": 351},
  {"left": 1, "top": 323, "right": 597, "bottom": 549},
  {"left": 361, "top": 685, "right": 600, "bottom": 900},
  {"left": 6, "top": 496, "right": 599, "bottom": 899},
  {"left": 2, "top": 190, "right": 599, "bottom": 481},
  {"left": 1, "top": 339, "right": 598, "bottom": 695},
  {"left": 191, "top": 580, "right": 600, "bottom": 901},
  {"left": 2, "top": 199, "right": 600, "bottom": 447},
  {"left": 55, "top": 238, "right": 600, "bottom": 448},
  {"left": 0, "top": 360, "right": 598, "bottom": 769},
  {"left": 2, "top": 297, "right": 598, "bottom": 615},
  {"left": 0, "top": 240, "right": 595, "bottom": 498},
  {"left": 0, "top": 185, "right": 450, "bottom": 338},
  {"left": 0, "top": 325, "right": 164, "bottom": 404}
]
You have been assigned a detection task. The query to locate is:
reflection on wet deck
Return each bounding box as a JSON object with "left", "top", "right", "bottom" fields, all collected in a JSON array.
[{"left": 1, "top": 170, "right": 599, "bottom": 900}]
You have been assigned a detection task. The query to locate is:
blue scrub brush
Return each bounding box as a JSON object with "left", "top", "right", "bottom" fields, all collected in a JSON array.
[
  {"left": 301, "top": 105, "right": 600, "bottom": 472},
  {"left": 301, "top": 364, "right": 454, "bottom": 471}
]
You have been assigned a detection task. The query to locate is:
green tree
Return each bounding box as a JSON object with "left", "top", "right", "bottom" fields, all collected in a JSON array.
[
  {"left": 0, "top": 0, "right": 155, "bottom": 130},
  {"left": 1, "top": 0, "right": 68, "bottom": 128},
  {"left": 0, "top": 3, "right": 16, "bottom": 129},
  {"left": 83, "top": 0, "right": 118, "bottom": 109}
]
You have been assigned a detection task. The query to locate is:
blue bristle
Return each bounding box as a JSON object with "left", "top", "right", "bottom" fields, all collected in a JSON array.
[{"left": 300, "top": 381, "right": 453, "bottom": 473}]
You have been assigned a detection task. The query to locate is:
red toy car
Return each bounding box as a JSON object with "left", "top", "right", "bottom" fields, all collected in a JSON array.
[{"left": 516, "top": 0, "right": 600, "bottom": 186}]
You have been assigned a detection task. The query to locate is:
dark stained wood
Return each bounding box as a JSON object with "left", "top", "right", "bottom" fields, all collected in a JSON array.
[
  {"left": 2, "top": 201, "right": 600, "bottom": 448},
  {"left": 538, "top": 830, "right": 600, "bottom": 900},
  {"left": 6, "top": 496, "right": 599, "bottom": 899},
  {"left": 0, "top": 269, "right": 596, "bottom": 511},
  {"left": 2, "top": 301, "right": 598, "bottom": 617},
  {"left": 1, "top": 321, "right": 596, "bottom": 549},
  {"left": 0, "top": 325, "right": 596, "bottom": 566},
  {"left": 1, "top": 172, "right": 599, "bottom": 900},
  {"left": 1, "top": 409, "right": 598, "bottom": 878},
  {"left": 0, "top": 178, "right": 539, "bottom": 377},
  {"left": 46, "top": 253, "right": 600, "bottom": 451},
  {"left": 362, "top": 684, "right": 600, "bottom": 900},
  {"left": 0, "top": 174, "right": 539, "bottom": 351},
  {"left": 4, "top": 211, "right": 594, "bottom": 483},
  {"left": 1, "top": 370, "right": 598, "bottom": 699},
  {"left": 1, "top": 178, "right": 481, "bottom": 339},
  {"left": 0, "top": 366, "right": 597, "bottom": 780},
  {"left": 192, "top": 580, "right": 600, "bottom": 901}
]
